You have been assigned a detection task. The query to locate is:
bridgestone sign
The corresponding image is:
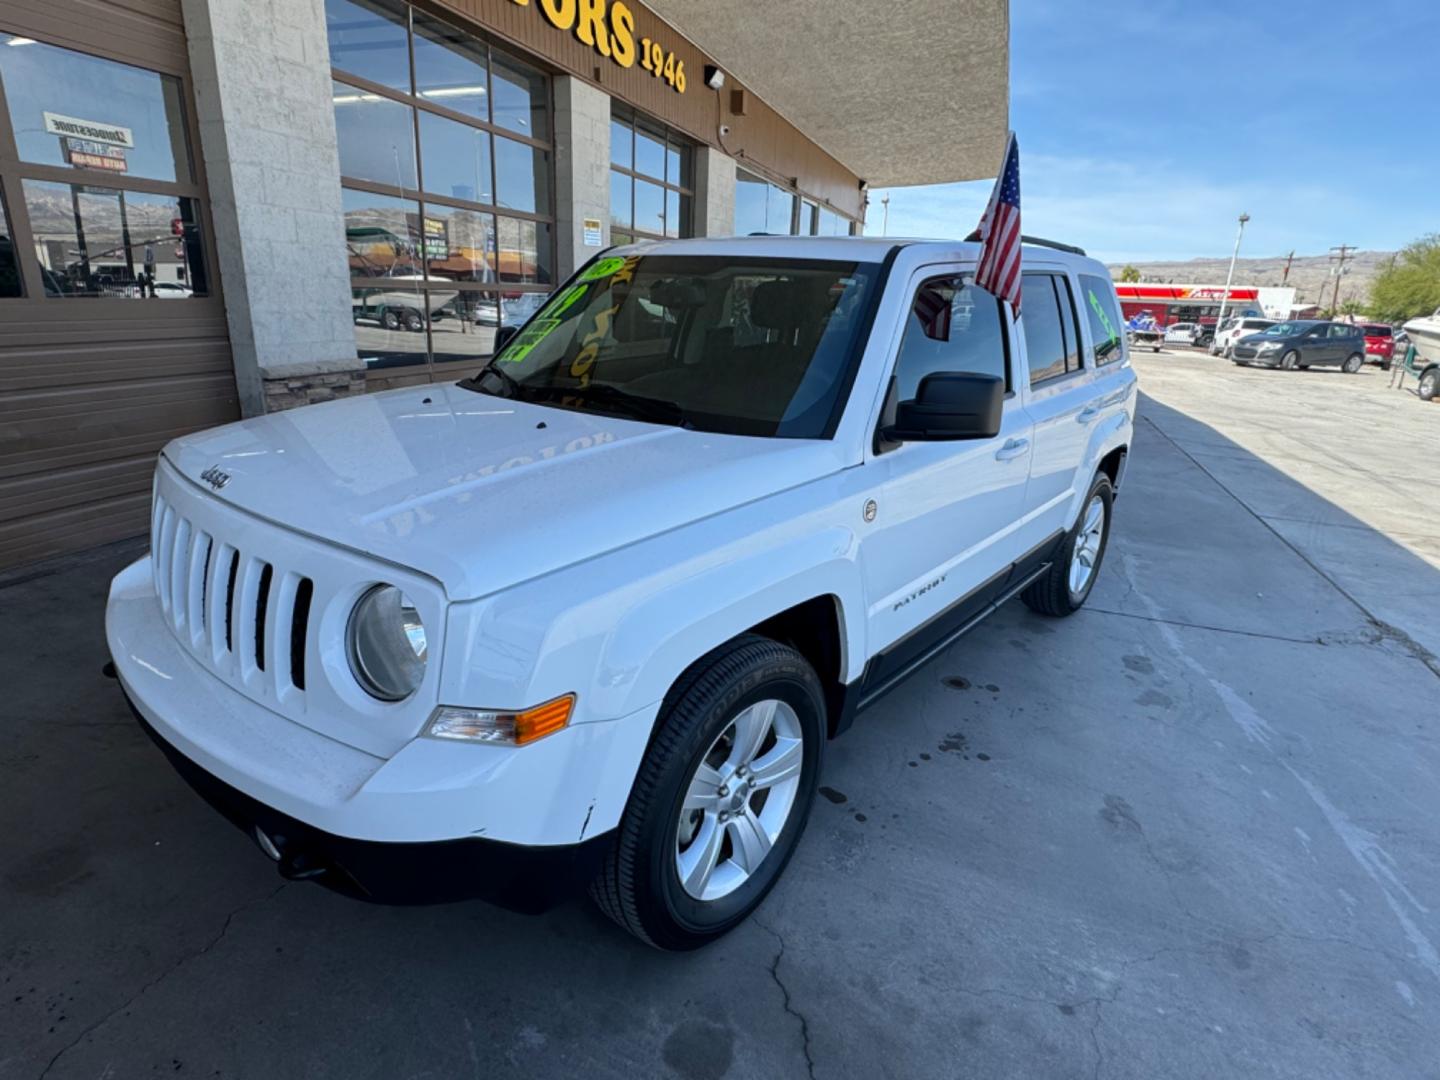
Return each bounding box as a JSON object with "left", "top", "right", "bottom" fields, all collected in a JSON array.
[{"left": 43, "top": 112, "right": 134, "bottom": 148}]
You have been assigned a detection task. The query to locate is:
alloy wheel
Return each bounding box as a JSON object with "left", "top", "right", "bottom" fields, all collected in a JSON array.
[
  {"left": 675, "top": 699, "right": 804, "bottom": 902},
  {"left": 1069, "top": 494, "right": 1106, "bottom": 596}
]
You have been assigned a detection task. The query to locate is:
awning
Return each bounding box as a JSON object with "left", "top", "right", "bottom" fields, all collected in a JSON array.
[{"left": 649, "top": 0, "right": 1010, "bottom": 187}]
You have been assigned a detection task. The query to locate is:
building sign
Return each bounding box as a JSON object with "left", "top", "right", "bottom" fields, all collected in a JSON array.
[
  {"left": 43, "top": 112, "right": 135, "bottom": 148},
  {"left": 1115, "top": 284, "right": 1260, "bottom": 303},
  {"left": 63, "top": 138, "right": 128, "bottom": 173},
  {"left": 583, "top": 217, "right": 603, "bottom": 246},
  {"left": 421, "top": 217, "right": 449, "bottom": 259},
  {"left": 506, "top": 0, "right": 687, "bottom": 92}
]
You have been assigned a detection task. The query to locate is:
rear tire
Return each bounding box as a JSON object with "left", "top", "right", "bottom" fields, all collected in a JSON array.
[
  {"left": 1420, "top": 368, "right": 1439, "bottom": 402},
  {"left": 591, "top": 635, "right": 825, "bottom": 950},
  {"left": 1342, "top": 353, "right": 1363, "bottom": 374},
  {"left": 1022, "top": 473, "right": 1114, "bottom": 617}
]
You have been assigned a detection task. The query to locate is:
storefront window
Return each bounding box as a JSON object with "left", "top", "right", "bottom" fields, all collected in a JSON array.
[
  {"left": 609, "top": 109, "right": 692, "bottom": 241},
  {"left": 326, "top": 0, "right": 555, "bottom": 380},
  {"left": 325, "top": 0, "right": 411, "bottom": 91},
  {"left": 0, "top": 37, "right": 191, "bottom": 184},
  {"left": 735, "top": 171, "right": 796, "bottom": 236},
  {"left": 1, "top": 185, "right": 22, "bottom": 297},
  {"left": 22, "top": 180, "right": 208, "bottom": 298},
  {"left": 412, "top": 14, "right": 488, "bottom": 120},
  {"left": 333, "top": 82, "right": 418, "bottom": 190}
]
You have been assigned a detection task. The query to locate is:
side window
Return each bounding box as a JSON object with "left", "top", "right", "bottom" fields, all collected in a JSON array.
[
  {"left": 1021, "top": 273, "right": 1068, "bottom": 384},
  {"left": 892, "top": 275, "right": 1009, "bottom": 400},
  {"left": 1079, "top": 273, "right": 1124, "bottom": 364},
  {"left": 1328, "top": 324, "right": 1349, "bottom": 339},
  {"left": 1055, "top": 275, "right": 1083, "bottom": 372}
]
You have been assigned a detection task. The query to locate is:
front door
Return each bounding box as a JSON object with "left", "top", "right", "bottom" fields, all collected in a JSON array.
[{"left": 860, "top": 269, "right": 1033, "bottom": 682}]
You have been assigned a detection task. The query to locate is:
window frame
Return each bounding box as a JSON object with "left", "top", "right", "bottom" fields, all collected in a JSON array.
[
  {"left": 0, "top": 29, "right": 221, "bottom": 309},
  {"left": 328, "top": 0, "right": 557, "bottom": 377},
  {"left": 607, "top": 107, "right": 692, "bottom": 242},
  {"left": 1021, "top": 270, "right": 1090, "bottom": 388}
]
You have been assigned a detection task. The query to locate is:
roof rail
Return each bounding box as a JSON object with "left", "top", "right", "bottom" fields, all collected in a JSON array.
[{"left": 963, "top": 229, "right": 1086, "bottom": 256}]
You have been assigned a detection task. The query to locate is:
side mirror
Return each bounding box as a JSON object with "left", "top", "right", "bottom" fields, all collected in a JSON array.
[
  {"left": 883, "top": 372, "right": 1004, "bottom": 442},
  {"left": 493, "top": 324, "right": 520, "bottom": 354}
]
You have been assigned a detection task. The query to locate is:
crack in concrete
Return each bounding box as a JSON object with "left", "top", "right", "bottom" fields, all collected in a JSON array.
[
  {"left": 754, "top": 920, "right": 817, "bottom": 1080},
  {"left": 37, "top": 882, "right": 289, "bottom": 1079},
  {"left": 1081, "top": 605, "right": 1324, "bottom": 646}
]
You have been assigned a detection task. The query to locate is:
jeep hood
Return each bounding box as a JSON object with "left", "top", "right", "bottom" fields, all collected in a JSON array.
[{"left": 162, "top": 383, "right": 848, "bottom": 599}]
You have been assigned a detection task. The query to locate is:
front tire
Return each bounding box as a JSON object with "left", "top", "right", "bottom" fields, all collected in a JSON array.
[
  {"left": 1281, "top": 350, "right": 1300, "bottom": 371},
  {"left": 1022, "top": 473, "right": 1114, "bottom": 617},
  {"left": 591, "top": 635, "right": 825, "bottom": 950},
  {"left": 1342, "top": 353, "right": 1363, "bottom": 374}
]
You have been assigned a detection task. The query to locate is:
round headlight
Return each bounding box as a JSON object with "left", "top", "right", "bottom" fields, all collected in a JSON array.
[{"left": 347, "top": 584, "right": 427, "bottom": 701}]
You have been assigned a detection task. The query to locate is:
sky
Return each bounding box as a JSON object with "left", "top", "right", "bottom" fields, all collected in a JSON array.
[{"left": 864, "top": 0, "right": 1439, "bottom": 263}]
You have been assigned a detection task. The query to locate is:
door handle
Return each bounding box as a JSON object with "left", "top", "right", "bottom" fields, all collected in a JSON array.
[
  {"left": 1077, "top": 404, "right": 1101, "bottom": 424},
  {"left": 995, "top": 437, "right": 1029, "bottom": 461}
]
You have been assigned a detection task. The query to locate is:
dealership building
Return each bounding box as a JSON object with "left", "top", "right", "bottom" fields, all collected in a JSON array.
[{"left": 0, "top": 0, "right": 1008, "bottom": 568}]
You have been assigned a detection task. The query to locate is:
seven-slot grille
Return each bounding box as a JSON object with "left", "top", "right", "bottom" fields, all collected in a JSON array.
[{"left": 151, "top": 492, "right": 313, "bottom": 699}]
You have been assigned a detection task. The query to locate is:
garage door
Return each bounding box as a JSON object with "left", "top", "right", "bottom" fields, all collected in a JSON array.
[{"left": 0, "top": 0, "right": 238, "bottom": 570}]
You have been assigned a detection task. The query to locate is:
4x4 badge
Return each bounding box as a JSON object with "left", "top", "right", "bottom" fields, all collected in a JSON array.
[{"left": 200, "top": 465, "right": 231, "bottom": 491}]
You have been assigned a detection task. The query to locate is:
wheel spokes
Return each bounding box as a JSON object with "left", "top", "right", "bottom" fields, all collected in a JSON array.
[
  {"left": 748, "top": 736, "right": 802, "bottom": 790},
  {"left": 677, "top": 815, "right": 724, "bottom": 896},
  {"left": 726, "top": 811, "right": 772, "bottom": 873},
  {"left": 729, "top": 699, "right": 776, "bottom": 767},
  {"left": 683, "top": 762, "right": 724, "bottom": 811}
]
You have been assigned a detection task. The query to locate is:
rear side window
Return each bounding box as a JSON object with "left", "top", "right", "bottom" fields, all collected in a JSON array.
[
  {"left": 1078, "top": 273, "right": 1124, "bottom": 364},
  {"left": 1022, "top": 272, "right": 1083, "bottom": 385},
  {"left": 1364, "top": 324, "right": 1391, "bottom": 337},
  {"left": 1242, "top": 319, "right": 1270, "bottom": 330},
  {"left": 892, "top": 275, "right": 1009, "bottom": 398}
]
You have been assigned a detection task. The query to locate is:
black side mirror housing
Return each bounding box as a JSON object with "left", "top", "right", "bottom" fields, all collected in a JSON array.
[
  {"left": 493, "top": 324, "right": 520, "bottom": 354},
  {"left": 882, "top": 372, "right": 1004, "bottom": 442}
]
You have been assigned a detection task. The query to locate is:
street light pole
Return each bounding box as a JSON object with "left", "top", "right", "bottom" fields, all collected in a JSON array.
[
  {"left": 1214, "top": 212, "right": 1250, "bottom": 338},
  {"left": 880, "top": 193, "right": 890, "bottom": 237}
]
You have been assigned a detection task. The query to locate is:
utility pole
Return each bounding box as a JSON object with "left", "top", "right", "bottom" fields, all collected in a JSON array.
[
  {"left": 1215, "top": 212, "right": 1250, "bottom": 334},
  {"left": 1328, "top": 244, "right": 1354, "bottom": 315},
  {"left": 1281, "top": 250, "right": 1294, "bottom": 285}
]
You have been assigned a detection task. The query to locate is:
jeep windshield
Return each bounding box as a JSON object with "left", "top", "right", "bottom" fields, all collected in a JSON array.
[{"left": 460, "top": 254, "right": 882, "bottom": 438}]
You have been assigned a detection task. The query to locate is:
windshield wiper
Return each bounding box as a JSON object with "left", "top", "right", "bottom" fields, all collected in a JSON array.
[{"left": 528, "top": 383, "right": 689, "bottom": 427}]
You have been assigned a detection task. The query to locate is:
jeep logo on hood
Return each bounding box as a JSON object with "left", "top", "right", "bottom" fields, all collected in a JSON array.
[{"left": 200, "top": 465, "right": 231, "bottom": 491}]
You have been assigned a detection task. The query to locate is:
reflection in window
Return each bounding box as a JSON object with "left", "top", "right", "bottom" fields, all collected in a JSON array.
[
  {"left": 893, "top": 277, "right": 1008, "bottom": 398},
  {"left": 333, "top": 82, "right": 417, "bottom": 190},
  {"left": 22, "top": 179, "right": 207, "bottom": 299},
  {"left": 1, "top": 185, "right": 21, "bottom": 297},
  {"left": 351, "top": 286, "right": 429, "bottom": 368},
  {"left": 496, "top": 216, "right": 552, "bottom": 285},
  {"left": 635, "top": 127, "right": 666, "bottom": 180},
  {"left": 634, "top": 179, "right": 665, "bottom": 237},
  {"left": 419, "top": 110, "right": 492, "bottom": 203},
  {"left": 342, "top": 187, "right": 423, "bottom": 280},
  {"left": 494, "top": 136, "right": 548, "bottom": 213},
  {"left": 412, "top": 14, "right": 488, "bottom": 119},
  {"left": 420, "top": 204, "right": 496, "bottom": 284},
  {"left": 491, "top": 53, "right": 548, "bottom": 140},
  {"left": 735, "top": 171, "right": 796, "bottom": 236},
  {"left": 0, "top": 38, "right": 192, "bottom": 183},
  {"left": 610, "top": 172, "right": 632, "bottom": 230},
  {"left": 610, "top": 118, "right": 632, "bottom": 169},
  {"left": 325, "top": 0, "right": 411, "bottom": 90}
]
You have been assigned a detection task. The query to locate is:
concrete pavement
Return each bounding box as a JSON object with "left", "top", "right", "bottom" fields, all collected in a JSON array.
[{"left": 2, "top": 350, "right": 1437, "bottom": 1079}]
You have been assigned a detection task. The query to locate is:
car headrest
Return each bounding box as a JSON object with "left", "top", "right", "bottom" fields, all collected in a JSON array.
[{"left": 749, "top": 280, "right": 798, "bottom": 330}]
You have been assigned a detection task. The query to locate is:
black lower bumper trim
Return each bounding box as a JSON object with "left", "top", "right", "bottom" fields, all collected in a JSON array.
[{"left": 124, "top": 692, "right": 614, "bottom": 913}]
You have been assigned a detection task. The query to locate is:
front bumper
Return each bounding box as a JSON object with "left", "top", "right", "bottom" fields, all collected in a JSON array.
[
  {"left": 107, "top": 555, "right": 658, "bottom": 901},
  {"left": 125, "top": 693, "right": 611, "bottom": 909}
]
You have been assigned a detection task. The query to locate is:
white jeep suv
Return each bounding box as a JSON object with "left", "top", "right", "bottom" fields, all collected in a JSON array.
[{"left": 107, "top": 236, "right": 1135, "bottom": 949}]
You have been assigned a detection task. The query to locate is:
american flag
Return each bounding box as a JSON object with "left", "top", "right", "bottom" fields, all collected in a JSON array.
[{"left": 974, "top": 132, "right": 1021, "bottom": 313}]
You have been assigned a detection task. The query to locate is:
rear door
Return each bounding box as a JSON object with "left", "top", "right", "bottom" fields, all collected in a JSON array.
[
  {"left": 1011, "top": 269, "right": 1095, "bottom": 550},
  {"left": 860, "top": 267, "right": 1033, "bottom": 674}
]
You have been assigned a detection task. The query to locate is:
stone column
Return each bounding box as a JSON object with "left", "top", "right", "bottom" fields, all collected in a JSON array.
[
  {"left": 552, "top": 76, "right": 611, "bottom": 281},
  {"left": 183, "top": 0, "right": 359, "bottom": 415},
  {"left": 693, "top": 147, "right": 736, "bottom": 237}
]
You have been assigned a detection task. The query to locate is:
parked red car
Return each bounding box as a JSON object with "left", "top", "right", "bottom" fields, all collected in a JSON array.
[{"left": 1362, "top": 323, "right": 1396, "bottom": 369}]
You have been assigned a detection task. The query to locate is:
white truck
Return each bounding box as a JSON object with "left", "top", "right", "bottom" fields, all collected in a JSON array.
[{"left": 107, "top": 236, "right": 1136, "bottom": 950}]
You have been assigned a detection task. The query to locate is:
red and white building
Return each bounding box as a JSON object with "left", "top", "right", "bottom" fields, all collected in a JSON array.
[{"left": 1115, "top": 283, "right": 1297, "bottom": 329}]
